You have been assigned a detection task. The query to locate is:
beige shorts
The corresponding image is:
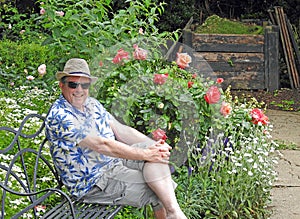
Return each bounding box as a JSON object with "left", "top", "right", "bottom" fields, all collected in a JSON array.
[{"left": 82, "top": 142, "right": 174, "bottom": 210}]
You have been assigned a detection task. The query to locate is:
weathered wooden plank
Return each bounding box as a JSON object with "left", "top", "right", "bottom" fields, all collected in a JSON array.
[
  {"left": 208, "top": 71, "right": 265, "bottom": 89},
  {"left": 194, "top": 52, "right": 264, "bottom": 63},
  {"left": 192, "top": 51, "right": 265, "bottom": 85},
  {"left": 182, "top": 30, "right": 193, "bottom": 49},
  {"left": 226, "top": 80, "right": 265, "bottom": 90},
  {"left": 207, "top": 62, "right": 264, "bottom": 72},
  {"left": 192, "top": 43, "right": 264, "bottom": 53},
  {"left": 192, "top": 58, "right": 214, "bottom": 74},
  {"left": 264, "top": 26, "right": 279, "bottom": 91},
  {"left": 192, "top": 34, "right": 264, "bottom": 44},
  {"left": 210, "top": 70, "right": 265, "bottom": 80}
]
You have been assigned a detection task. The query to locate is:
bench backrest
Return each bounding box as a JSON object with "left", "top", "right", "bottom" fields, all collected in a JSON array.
[{"left": 0, "top": 113, "right": 63, "bottom": 218}]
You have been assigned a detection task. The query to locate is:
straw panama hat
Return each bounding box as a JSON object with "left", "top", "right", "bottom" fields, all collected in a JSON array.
[{"left": 56, "top": 58, "right": 98, "bottom": 83}]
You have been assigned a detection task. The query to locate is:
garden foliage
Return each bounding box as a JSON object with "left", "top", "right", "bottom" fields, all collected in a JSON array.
[
  {"left": 0, "top": 40, "right": 63, "bottom": 90},
  {"left": 36, "top": 0, "right": 178, "bottom": 63},
  {"left": 0, "top": 0, "right": 278, "bottom": 218}
]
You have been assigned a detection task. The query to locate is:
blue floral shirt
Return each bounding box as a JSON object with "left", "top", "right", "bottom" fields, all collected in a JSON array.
[{"left": 45, "top": 95, "right": 119, "bottom": 198}]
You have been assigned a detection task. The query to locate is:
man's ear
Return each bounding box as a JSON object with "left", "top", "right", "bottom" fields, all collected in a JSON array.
[{"left": 59, "top": 81, "right": 64, "bottom": 89}]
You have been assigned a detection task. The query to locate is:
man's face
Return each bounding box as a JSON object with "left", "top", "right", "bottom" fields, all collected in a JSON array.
[{"left": 59, "top": 76, "right": 91, "bottom": 110}]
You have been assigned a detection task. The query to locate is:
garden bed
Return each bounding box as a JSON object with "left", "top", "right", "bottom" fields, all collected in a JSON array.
[{"left": 231, "top": 88, "right": 300, "bottom": 111}]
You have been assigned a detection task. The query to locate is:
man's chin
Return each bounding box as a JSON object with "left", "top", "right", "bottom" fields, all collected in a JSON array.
[{"left": 71, "top": 99, "right": 85, "bottom": 109}]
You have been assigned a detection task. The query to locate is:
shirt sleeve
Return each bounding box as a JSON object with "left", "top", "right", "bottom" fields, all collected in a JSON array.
[{"left": 92, "top": 98, "right": 116, "bottom": 140}]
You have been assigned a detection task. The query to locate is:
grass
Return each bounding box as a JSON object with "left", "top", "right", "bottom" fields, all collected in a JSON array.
[
  {"left": 270, "top": 100, "right": 296, "bottom": 111},
  {"left": 195, "top": 15, "right": 264, "bottom": 34},
  {"left": 275, "top": 140, "right": 299, "bottom": 150}
]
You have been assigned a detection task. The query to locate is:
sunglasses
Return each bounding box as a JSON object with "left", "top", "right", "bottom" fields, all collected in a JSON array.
[{"left": 65, "top": 81, "right": 91, "bottom": 89}]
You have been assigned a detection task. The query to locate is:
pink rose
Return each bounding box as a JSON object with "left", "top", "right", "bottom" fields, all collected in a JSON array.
[
  {"left": 216, "top": 78, "right": 224, "bottom": 84},
  {"left": 55, "top": 11, "right": 64, "bottom": 16},
  {"left": 204, "top": 85, "right": 221, "bottom": 104},
  {"left": 133, "top": 44, "right": 147, "bottom": 60},
  {"left": 152, "top": 128, "right": 168, "bottom": 141},
  {"left": 153, "top": 74, "right": 168, "bottom": 85},
  {"left": 250, "top": 108, "right": 269, "bottom": 125},
  {"left": 38, "top": 64, "right": 46, "bottom": 76},
  {"left": 220, "top": 101, "right": 232, "bottom": 117},
  {"left": 34, "top": 205, "right": 46, "bottom": 213},
  {"left": 139, "top": 28, "right": 144, "bottom": 35},
  {"left": 176, "top": 53, "right": 192, "bottom": 69},
  {"left": 40, "top": 8, "right": 46, "bottom": 15},
  {"left": 26, "top": 75, "right": 35, "bottom": 81},
  {"left": 112, "top": 48, "right": 129, "bottom": 64}
]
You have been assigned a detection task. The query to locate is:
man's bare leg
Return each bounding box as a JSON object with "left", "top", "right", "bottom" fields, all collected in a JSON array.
[
  {"left": 143, "top": 162, "right": 187, "bottom": 219},
  {"left": 153, "top": 207, "right": 167, "bottom": 219}
]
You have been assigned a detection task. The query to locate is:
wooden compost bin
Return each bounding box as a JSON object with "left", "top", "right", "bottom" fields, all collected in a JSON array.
[{"left": 183, "top": 19, "right": 280, "bottom": 91}]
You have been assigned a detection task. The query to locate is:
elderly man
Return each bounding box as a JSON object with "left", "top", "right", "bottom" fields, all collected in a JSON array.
[{"left": 45, "top": 58, "right": 187, "bottom": 219}]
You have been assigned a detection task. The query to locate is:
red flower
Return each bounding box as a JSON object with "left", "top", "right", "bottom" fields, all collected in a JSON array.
[
  {"left": 204, "top": 86, "right": 221, "bottom": 104},
  {"left": 216, "top": 78, "right": 224, "bottom": 84},
  {"left": 133, "top": 44, "right": 147, "bottom": 60},
  {"left": 192, "top": 73, "right": 197, "bottom": 79},
  {"left": 250, "top": 108, "right": 269, "bottom": 125},
  {"left": 176, "top": 53, "right": 192, "bottom": 69},
  {"left": 187, "top": 81, "right": 194, "bottom": 88},
  {"left": 112, "top": 48, "right": 129, "bottom": 64},
  {"left": 153, "top": 73, "right": 168, "bottom": 85},
  {"left": 152, "top": 128, "right": 168, "bottom": 141}
]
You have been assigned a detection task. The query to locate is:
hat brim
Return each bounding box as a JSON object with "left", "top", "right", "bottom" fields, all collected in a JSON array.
[{"left": 56, "top": 72, "right": 98, "bottom": 83}]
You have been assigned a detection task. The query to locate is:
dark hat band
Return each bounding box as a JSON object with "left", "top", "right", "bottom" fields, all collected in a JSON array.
[{"left": 69, "top": 72, "right": 91, "bottom": 77}]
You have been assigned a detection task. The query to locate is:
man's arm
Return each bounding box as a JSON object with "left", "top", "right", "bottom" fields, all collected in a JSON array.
[
  {"left": 109, "top": 116, "right": 154, "bottom": 145},
  {"left": 78, "top": 135, "right": 170, "bottom": 163},
  {"left": 78, "top": 117, "right": 171, "bottom": 163}
]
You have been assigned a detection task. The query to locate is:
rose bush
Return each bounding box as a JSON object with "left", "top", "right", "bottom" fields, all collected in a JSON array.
[
  {"left": 89, "top": 41, "right": 277, "bottom": 218},
  {"left": 91, "top": 42, "right": 225, "bottom": 166}
]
